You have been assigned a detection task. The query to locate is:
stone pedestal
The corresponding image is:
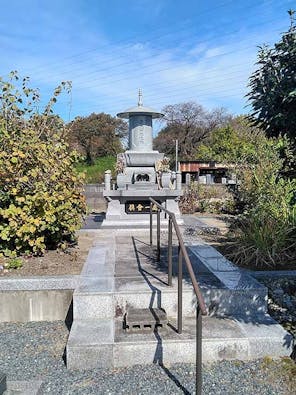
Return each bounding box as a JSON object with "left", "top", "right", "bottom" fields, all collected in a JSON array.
[{"left": 103, "top": 189, "right": 182, "bottom": 228}]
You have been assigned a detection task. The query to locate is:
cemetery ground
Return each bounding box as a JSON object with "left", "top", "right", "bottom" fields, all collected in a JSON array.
[
  {"left": 0, "top": 319, "right": 296, "bottom": 394},
  {"left": 0, "top": 195, "right": 107, "bottom": 277},
  {"left": 0, "top": 232, "right": 96, "bottom": 277},
  {"left": 0, "top": 202, "right": 295, "bottom": 394}
]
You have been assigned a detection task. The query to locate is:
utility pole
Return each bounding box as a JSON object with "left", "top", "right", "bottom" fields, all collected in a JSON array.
[{"left": 175, "top": 139, "right": 178, "bottom": 172}]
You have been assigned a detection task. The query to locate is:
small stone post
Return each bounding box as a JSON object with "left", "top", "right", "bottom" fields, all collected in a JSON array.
[
  {"left": 185, "top": 173, "right": 191, "bottom": 186},
  {"left": 171, "top": 171, "right": 176, "bottom": 189},
  {"left": 104, "top": 170, "right": 111, "bottom": 191},
  {"left": 176, "top": 171, "right": 182, "bottom": 190}
]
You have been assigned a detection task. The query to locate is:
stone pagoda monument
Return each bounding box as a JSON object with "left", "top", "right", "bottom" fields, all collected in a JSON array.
[{"left": 102, "top": 91, "right": 182, "bottom": 228}]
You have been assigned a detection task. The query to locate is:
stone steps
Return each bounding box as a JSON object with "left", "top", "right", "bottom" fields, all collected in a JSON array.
[
  {"left": 67, "top": 314, "right": 293, "bottom": 369},
  {"left": 66, "top": 229, "right": 293, "bottom": 370},
  {"left": 73, "top": 242, "right": 268, "bottom": 321},
  {"left": 73, "top": 275, "right": 267, "bottom": 321}
]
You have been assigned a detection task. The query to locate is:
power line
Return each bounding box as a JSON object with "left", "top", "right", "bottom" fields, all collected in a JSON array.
[
  {"left": 35, "top": 64, "right": 253, "bottom": 110},
  {"left": 38, "top": 84, "right": 250, "bottom": 124},
  {"left": 72, "top": 78, "right": 249, "bottom": 111},
  {"left": 27, "top": 0, "right": 285, "bottom": 78},
  {"left": 34, "top": 29, "right": 277, "bottom": 114},
  {"left": 69, "top": 88, "right": 248, "bottom": 116},
  {"left": 17, "top": 1, "right": 291, "bottom": 118},
  {"left": 48, "top": 38, "right": 273, "bottom": 95},
  {"left": 31, "top": 20, "right": 286, "bottom": 99},
  {"left": 30, "top": 14, "right": 286, "bottom": 84},
  {"left": 41, "top": 76, "right": 249, "bottom": 116},
  {"left": 34, "top": 51, "right": 262, "bottom": 112},
  {"left": 26, "top": 0, "right": 268, "bottom": 75}
]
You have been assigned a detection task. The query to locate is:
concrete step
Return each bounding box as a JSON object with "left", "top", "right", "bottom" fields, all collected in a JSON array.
[
  {"left": 73, "top": 276, "right": 267, "bottom": 321},
  {"left": 66, "top": 314, "right": 293, "bottom": 370},
  {"left": 73, "top": 239, "right": 268, "bottom": 321},
  {"left": 3, "top": 380, "right": 42, "bottom": 395},
  {"left": 67, "top": 229, "right": 291, "bottom": 371},
  {"left": 67, "top": 319, "right": 114, "bottom": 369},
  {"left": 73, "top": 272, "right": 267, "bottom": 321}
]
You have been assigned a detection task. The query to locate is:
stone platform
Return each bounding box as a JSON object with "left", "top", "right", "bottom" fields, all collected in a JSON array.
[
  {"left": 2, "top": 380, "right": 42, "bottom": 395},
  {"left": 66, "top": 229, "right": 293, "bottom": 369},
  {"left": 102, "top": 190, "right": 183, "bottom": 228}
]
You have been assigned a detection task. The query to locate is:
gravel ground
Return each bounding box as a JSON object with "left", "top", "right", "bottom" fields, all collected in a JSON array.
[
  {"left": 257, "top": 276, "right": 296, "bottom": 339},
  {"left": 1, "top": 222, "right": 295, "bottom": 394},
  {"left": 1, "top": 321, "right": 295, "bottom": 395}
]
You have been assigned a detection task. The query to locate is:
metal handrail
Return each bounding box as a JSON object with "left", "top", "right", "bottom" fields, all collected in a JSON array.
[{"left": 149, "top": 197, "right": 207, "bottom": 395}]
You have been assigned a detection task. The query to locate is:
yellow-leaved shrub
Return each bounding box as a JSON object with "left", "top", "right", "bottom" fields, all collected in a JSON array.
[{"left": 0, "top": 73, "right": 86, "bottom": 256}]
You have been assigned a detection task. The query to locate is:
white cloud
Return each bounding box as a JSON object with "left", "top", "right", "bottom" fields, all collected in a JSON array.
[
  {"left": 0, "top": 1, "right": 290, "bottom": 120},
  {"left": 187, "top": 43, "right": 208, "bottom": 57}
]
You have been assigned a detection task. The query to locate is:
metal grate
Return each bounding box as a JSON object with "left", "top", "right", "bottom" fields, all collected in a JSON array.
[{"left": 124, "top": 308, "right": 168, "bottom": 332}]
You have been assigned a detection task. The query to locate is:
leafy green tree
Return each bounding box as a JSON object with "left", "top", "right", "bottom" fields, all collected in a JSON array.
[
  {"left": 197, "top": 116, "right": 295, "bottom": 179},
  {"left": 153, "top": 102, "right": 229, "bottom": 159},
  {"left": 196, "top": 116, "right": 266, "bottom": 164},
  {"left": 247, "top": 10, "right": 296, "bottom": 143},
  {"left": 68, "top": 113, "right": 128, "bottom": 164},
  {"left": 197, "top": 118, "right": 296, "bottom": 267},
  {"left": 0, "top": 72, "right": 86, "bottom": 256}
]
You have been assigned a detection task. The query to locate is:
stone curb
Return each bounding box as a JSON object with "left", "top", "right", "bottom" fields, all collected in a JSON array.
[
  {"left": 0, "top": 372, "right": 6, "bottom": 395},
  {"left": 249, "top": 270, "right": 296, "bottom": 278},
  {"left": 0, "top": 275, "right": 79, "bottom": 291},
  {"left": 5, "top": 380, "right": 42, "bottom": 395}
]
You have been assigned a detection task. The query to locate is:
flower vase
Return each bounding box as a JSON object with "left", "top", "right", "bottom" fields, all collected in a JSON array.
[
  {"left": 117, "top": 173, "right": 126, "bottom": 189},
  {"left": 161, "top": 172, "right": 171, "bottom": 188}
]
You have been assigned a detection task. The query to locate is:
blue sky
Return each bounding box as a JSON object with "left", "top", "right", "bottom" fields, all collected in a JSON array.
[{"left": 0, "top": 0, "right": 295, "bottom": 122}]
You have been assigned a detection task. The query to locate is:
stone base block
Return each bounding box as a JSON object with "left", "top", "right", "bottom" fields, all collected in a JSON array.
[
  {"left": 236, "top": 316, "right": 294, "bottom": 358},
  {"left": 4, "top": 380, "right": 42, "bottom": 395},
  {"left": 203, "top": 288, "right": 267, "bottom": 317},
  {"left": 102, "top": 192, "right": 183, "bottom": 229},
  {"left": 112, "top": 315, "right": 292, "bottom": 367},
  {"left": 0, "top": 290, "right": 73, "bottom": 323},
  {"left": 67, "top": 319, "right": 114, "bottom": 369},
  {"left": 66, "top": 229, "right": 293, "bottom": 370},
  {"left": 115, "top": 289, "right": 196, "bottom": 318},
  {"left": 73, "top": 293, "right": 114, "bottom": 319}
]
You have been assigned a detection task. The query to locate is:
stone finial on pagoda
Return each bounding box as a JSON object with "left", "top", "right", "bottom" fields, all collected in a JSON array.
[{"left": 117, "top": 91, "right": 164, "bottom": 152}]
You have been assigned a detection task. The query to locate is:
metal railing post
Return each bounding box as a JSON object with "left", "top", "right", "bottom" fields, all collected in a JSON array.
[
  {"left": 196, "top": 307, "right": 202, "bottom": 395},
  {"left": 150, "top": 202, "right": 153, "bottom": 246},
  {"left": 168, "top": 217, "right": 173, "bottom": 286},
  {"left": 177, "top": 245, "right": 183, "bottom": 334},
  {"left": 149, "top": 197, "right": 207, "bottom": 395},
  {"left": 157, "top": 209, "right": 160, "bottom": 261}
]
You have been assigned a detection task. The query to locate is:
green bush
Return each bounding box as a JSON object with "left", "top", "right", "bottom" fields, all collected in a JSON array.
[
  {"left": 192, "top": 114, "right": 295, "bottom": 267},
  {"left": 196, "top": 116, "right": 267, "bottom": 164},
  {"left": 229, "top": 205, "right": 296, "bottom": 267},
  {"left": 179, "top": 183, "right": 235, "bottom": 214},
  {"left": 5, "top": 257, "right": 23, "bottom": 269},
  {"left": 179, "top": 183, "right": 200, "bottom": 214},
  {"left": 75, "top": 156, "right": 116, "bottom": 183},
  {"left": 0, "top": 72, "right": 86, "bottom": 257},
  {"left": 229, "top": 160, "right": 296, "bottom": 267}
]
